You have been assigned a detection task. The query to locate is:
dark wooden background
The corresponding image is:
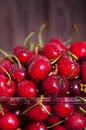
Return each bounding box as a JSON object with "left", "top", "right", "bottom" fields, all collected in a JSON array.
[{"left": 0, "top": 0, "right": 86, "bottom": 53}]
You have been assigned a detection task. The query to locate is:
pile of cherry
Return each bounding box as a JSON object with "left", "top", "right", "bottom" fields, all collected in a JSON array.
[{"left": 0, "top": 24, "right": 86, "bottom": 130}]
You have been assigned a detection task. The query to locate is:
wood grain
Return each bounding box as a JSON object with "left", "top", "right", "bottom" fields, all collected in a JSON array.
[{"left": 0, "top": 0, "right": 86, "bottom": 52}]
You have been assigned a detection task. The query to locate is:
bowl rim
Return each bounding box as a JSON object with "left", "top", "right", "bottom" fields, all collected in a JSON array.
[{"left": 0, "top": 96, "right": 86, "bottom": 105}]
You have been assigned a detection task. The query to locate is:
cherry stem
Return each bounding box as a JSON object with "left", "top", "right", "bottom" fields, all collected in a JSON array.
[
  {"left": 72, "top": 24, "right": 80, "bottom": 41},
  {"left": 10, "top": 55, "right": 22, "bottom": 68},
  {"left": 77, "top": 96, "right": 86, "bottom": 102},
  {"left": 80, "top": 83, "right": 86, "bottom": 93},
  {"left": 20, "top": 95, "right": 51, "bottom": 116},
  {"left": 0, "top": 104, "right": 5, "bottom": 116},
  {"left": 16, "top": 128, "right": 22, "bottom": 130},
  {"left": 0, "top": 65, "right": 11, "bottom": 84},
  {"left": 23, "top": 31, "right": 35, "bottom": 48},
  {"left": 20, "top": 103, "right": 38, "bottom": 115},
  {"left": 35, "top": 44, "right": 42, "bottom": 55},
  {"left": 68, "top": 51, "right": 78, "bottom": 60},
  {"left": 50, "top": 55, "right": 61, "bottom": 65},
  {"left": 79, "top": 106, "right": 86, "bottom": 114},
  {"left": 0, "top": 49, "right": 8, "bottom": 57},
  {"left": 38, "top": 23, "right": 47, "bottom": 47},
  {"left": 47, "top": 119, "right": 65, "bottom": 129},
  {"left": 29, "top": 41, "right": 35, "bottom": 51},
  {"left": 0, "top": 49, "right": 16, "bottom": 64},
  {"left": 64, "top": 38, "right": 73, "bottom": 46}
]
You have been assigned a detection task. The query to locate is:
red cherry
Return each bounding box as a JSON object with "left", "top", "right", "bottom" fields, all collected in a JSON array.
[
  {"left": 57, "top": 54, "right": 80, "bottom": 79},
  {"left": 42, "top": 75, "right": 69, "bottom": 97},
  {"left": 16, "top": 79, "right": 37, "bottom": 97},
  {"left": 44, "top": 38, "right": 67, "bottom": 60},
  {"left": 0, "top": 74, "right": 16, "bottom": 97},
  {"left": 0, "top": 58, "right": 12, "bottom": 76},
  {"left": 26, "top": 103, "right": 51, "bottom": 122},
  {"left": 65, "top": 112, "right": 86, "bottom": 130},
  {"left": 0, "top": 113, "right": 19, "bottom": 130},
  {"left": 13, "top": 46, "right": 32, "bottom": 64},
  {"left": 53, "top": 98, "right": 75, "bottom": 118},
  {"left": 25, "top": 122, "right": 48, "bottom": 130},
  {"left": 80, "top": 64, "right": 86, "bottom": 83},
  {"left": 28, "top": 55, "right": 51, "bottom": 82},
  {"left": 9, "top": 63, "right": 26, "bottom": 83},
  {"left": 69, "top": 41, "right": 86, "bottom": 59},
  {"left": 46, "top": 115, "right": 60, "bottom": 125}
]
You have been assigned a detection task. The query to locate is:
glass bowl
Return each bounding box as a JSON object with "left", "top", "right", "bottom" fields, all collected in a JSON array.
[{"left": 0, "top": 96, "right": 86, "bottom": 130}]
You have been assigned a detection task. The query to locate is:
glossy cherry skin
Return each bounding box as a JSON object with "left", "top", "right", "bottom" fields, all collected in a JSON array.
[
  {"left": 26, "top": 103, "right": 51, "bottom": 122},
  {"left": 42, "top": 75, "right": 69, "bottom": 97},
  {"left": 46, "top": 114, "right": 60, "bottom": 125},
  {"left": 28, "top": 55, "right": 51, "bottom": 82},
  {"left": 69, "top": 41, "right": 86, "bottom": 59},
  {"left": 57, "top": 54, "right": 80, "bottom": 79},
  {"left": 0, "top": 113, "right": 19, "bottom": 130},
  {"left": 51, "top": 125, "right": 66, "bottom": 130},
  {"left": 80, "top": 64, "right": 86, "bottom": 83},
  {"left": 65, "top": 112, "right": 86, "bottom": 130},
  {"left": 0, "top": 74, "right": 16, "bottom": 97},
  {"left": 13, "top": 45, "right": 32, "bottom": 64},
  {"left": 69, "top": 78, "right": 82, "bottom": 96},
  {"left": 53, "top": 98, "right": 75, "bottom": 118},
  {"left": 0, "top": 58, "right": 12, "bottom": 76},
  {"left": 16, "top": 79, "right": 37, "bottom": 97},
  {"left": 9, "top": 63, "right": 26, "bottom": 83},
  {"left": 25, "top": 122, "right": 48, "bottom": 130},
  {"left": 44, "top": 38, "right": 67, "bottom": 60}
]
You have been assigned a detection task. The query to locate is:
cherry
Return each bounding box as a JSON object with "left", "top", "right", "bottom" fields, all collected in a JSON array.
[
  {"left": 26, "top": 103, "right": 51, "bottom": 122},
  {"left": 0, "top": 113, "right": 19, "bottom": 130},
  {"left": 13, "top": 46, "right": 32, "bottom": 64},
  {"left": 45, "top": 114, "right": 60, "bottom": 125},
  {"left": 80, "top": 64, "right": 86, "bottom": 83},
  {"left": 16, "top": 79, "right": 37, "bottom": 97},
  {"left": 0, "top": 74, "right": 16, "bottom": 97},
  {"left": 53, "top": 98, "right": 75, "bottom": 118},
  {"left": 65, "top": 111, "right": 86, "bottom": 130},
  {"left": 69, "top": 41, "right": 86, "bottom": 59},
  {"left": 42, "top": 75, "right": 69, "bottom": 97},
  {"left": 25, "top": 122, "right": 48, "bottom": 130},
  {"left": 0, "top": 58, "right": 12, "bottom": 76},
  {"left": 44, "top": 38, "right": 67, "bottom": 60},
  {"left": 9, "top": 63, "right": 26, "bottom": 83},
  {"left": 25, "top": 54, "right": 41, "bottom": 68},
  {"left": 28, "top": 55, "right": 51, "bottom": 82},
  {"left": 79, "top": 55, "right": 86, "bottom": 64},
  {"left": 69, "top": 78, "right": 82, "bottom": 96},
  {"left": 57, "top": 54, "right": 80, "bottom": 79}
]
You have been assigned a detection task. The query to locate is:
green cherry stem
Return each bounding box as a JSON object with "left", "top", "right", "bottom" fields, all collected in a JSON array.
[
  {"left": 0, "top": 49, "right": 15, "bottom": 63},
  {"left": 0, "top": 65, "right": 12, "bottom": 85},
  {"left": 23, "top": 31, "right": 35, "bottom": 48},
  {"left": 10, "top": 55, "right": 22, "bottom": 68},
  {"left": 20, "top": 103, "right": 38, "bottom": 116},
  {"left": 68, "top": 51, "right": 78, "bottom": 61},
  {"left": 72, "top": 24, "right": 81, "bottom": 41},
  {"left": 79, "top": 106, "right": 86, "bottom": 114},
  {"left": 47, "top": 119, "right": 65, "bottom": 129},
  {"left": 77, "top": 96, "right": 86, "bottom": 102},
  {"left": 0, "top": 49, "right": 8, "bottom": 57},
  {"left": 38, "top": 23, "right": 47, "bottom": 47},
  {"left": 64, "top": 38, "right": 73, "bottom": 46},
  {"left": 0, "top": 104, "right": 5, "bottom": 116}
]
